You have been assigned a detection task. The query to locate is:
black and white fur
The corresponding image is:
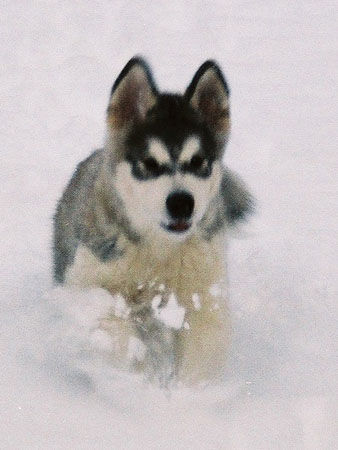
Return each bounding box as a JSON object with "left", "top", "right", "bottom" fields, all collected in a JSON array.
[{"left": 53, "top": 57, "right": 253, "bottom": 386}]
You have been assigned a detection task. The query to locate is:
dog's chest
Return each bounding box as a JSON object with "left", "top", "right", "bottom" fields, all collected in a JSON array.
[{"left": 65, "top": 234, "right": 225, "bottom": 309}]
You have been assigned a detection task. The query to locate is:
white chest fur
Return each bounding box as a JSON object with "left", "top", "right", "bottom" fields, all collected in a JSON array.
[
  {"left": 65, "top": 233, "right": 226, "bottom": 310},
  {"left": 65, "top": 233, "right": 229, "bottom": 384}
]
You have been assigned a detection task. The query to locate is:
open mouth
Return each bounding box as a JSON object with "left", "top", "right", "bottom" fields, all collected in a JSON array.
[{"left": 161, "top": 221, "right": 191, "bottom": 233}]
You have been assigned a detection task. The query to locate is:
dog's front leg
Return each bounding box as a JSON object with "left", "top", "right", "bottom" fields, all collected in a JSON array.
[
  {"left": 132, "top": 304, "right": 178, "bottom": 388},
  {"left": 178, "top": 297, "right": 230, "bottom": 386}
]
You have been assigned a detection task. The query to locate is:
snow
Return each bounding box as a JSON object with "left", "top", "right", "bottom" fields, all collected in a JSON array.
[
  {"left": 1, "top": 0, "right": 337, "bottom": 449},
  {"left": 209, "top": 283, "right": 223, "bottom": 298},
  {"left": 110, "top": 293, "right": 131, "bottom": 319},
  {"left": 152, "top": 294, "right": 186, "bottom": 330},
  {"left": 192, "top": 293, "right": 201, "bottom": 310},
  {"left": 127, "top": 336, "right": 146, "bottom": 363}
]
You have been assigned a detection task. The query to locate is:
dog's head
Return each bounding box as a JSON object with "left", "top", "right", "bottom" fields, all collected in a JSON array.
[{"left": 105, "top": 57, "right": 236, "bottom": 239}]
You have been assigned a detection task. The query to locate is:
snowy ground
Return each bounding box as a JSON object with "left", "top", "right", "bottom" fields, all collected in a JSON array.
[{"left": 1, "top": 1, "right": 337, "bottom": 448}]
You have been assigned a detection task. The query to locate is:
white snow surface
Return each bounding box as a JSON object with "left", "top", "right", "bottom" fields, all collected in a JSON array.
[
  {"left": 1, "top": 1, "right": 337, "bottom": 449},
  {"left": 152, "top": 293, "right": 186, "bottom": 329},
  {"left": 192, "top": 293, "right": 201, "bottom": 310}
]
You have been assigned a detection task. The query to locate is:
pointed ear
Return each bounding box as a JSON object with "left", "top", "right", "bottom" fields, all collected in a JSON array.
[
  {"left": 107, "top": 57, "right": 158, "bottom": 129},
  {"left": 185, "top": 61, "right": 230, "bottom": 144}
]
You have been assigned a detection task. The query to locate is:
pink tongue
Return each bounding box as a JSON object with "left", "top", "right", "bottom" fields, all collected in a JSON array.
[{"left": 170, "top": 222, "right": 189, "bottom": 232}]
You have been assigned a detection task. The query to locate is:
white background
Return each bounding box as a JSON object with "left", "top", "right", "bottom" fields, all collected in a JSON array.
[{"left": 0, "top": 1, "right": 337, "bottom": 448}]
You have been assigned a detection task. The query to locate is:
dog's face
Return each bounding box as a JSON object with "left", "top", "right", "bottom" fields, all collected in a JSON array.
[{"left": 106, "top": 58, "right": 231, "bottom": 239}]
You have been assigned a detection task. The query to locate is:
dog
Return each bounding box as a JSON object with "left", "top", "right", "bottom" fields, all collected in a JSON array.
[{"left": 53, "top": 57, "right": 253, "bottom": 387}]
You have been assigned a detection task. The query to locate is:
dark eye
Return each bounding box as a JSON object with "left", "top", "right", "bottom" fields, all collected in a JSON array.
[
  {"left": 143, "top": 157, "right": 159, "bottom": 172},
  {"left": 189, "top": 155, "right": 205, "bottom": 170}
]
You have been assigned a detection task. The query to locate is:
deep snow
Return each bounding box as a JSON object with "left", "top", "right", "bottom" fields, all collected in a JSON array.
[{"left": 1, "top": 1, "right": 337, "bottom": 449}]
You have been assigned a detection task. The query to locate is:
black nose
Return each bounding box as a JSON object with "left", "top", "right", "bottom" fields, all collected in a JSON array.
[{"left": 166, "top": 191, "right": 194, "bottom": 220}]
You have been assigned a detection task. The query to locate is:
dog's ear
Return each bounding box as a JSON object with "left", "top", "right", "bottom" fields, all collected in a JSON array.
[
  {"left": 107, "top": 57, "right": 158, "bottom": 129},
  {"left": 185, "top": 61, "right": 230, "bottom": 145}
]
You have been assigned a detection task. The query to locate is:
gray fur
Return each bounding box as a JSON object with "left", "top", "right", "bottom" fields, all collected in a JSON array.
[
  {"left": 52, "top": 58, "right": 254, "bottom": 385},
  {"left": 53, "top": 148, "right": 253, "bottom": 283},
  {"left": 200, "top": 168, "right": 254, "bottom": 239},
  {"left": 53, "top": 58, "right": 254, "bottom": 283},
  {"left": 132, "top": 303, "right": 178, "bottom": 387},
  {"left": 53, "top": 149, "right": 139, "bottom": 283}
]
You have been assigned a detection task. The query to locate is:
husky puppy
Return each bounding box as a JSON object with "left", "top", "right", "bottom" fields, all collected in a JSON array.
[{"left": 53, "top": 57, "right": 253, "bottom": 386}]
